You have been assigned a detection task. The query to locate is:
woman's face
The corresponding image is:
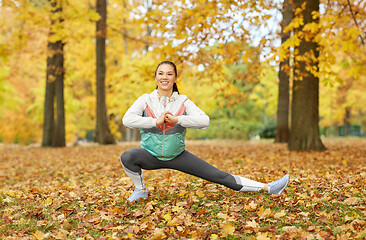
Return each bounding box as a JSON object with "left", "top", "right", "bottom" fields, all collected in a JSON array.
[{"left": 155, "top": 64, "right": 176, "bottom": 93}]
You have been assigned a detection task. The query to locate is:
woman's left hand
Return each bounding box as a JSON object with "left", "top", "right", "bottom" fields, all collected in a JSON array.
[{"left": 165, "top": 113, "right": 178, "bottom": 124}]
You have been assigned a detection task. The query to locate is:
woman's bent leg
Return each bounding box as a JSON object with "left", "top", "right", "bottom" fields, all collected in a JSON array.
[
  {"left": 120, "top": 148, "right": 165, "bottom": 189},
  {"left": 120, "top": 148, "right": 169, "bottom": 202}
]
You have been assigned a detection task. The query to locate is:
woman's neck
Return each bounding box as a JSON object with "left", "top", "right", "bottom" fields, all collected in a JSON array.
[{"left": 157, "top": 89, "right": 173, "bottom": 98}]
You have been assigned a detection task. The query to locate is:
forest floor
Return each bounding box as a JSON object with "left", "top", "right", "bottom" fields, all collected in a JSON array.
[{"left": 0, "top": 138, "right": 365, "bottom": 239}]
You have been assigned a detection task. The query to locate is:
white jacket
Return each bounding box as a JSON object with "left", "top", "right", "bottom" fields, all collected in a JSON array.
[
  {"left": 122, "top": 90, "right": 209, "bottom": 160},
  {"left": 123, "top": 90, "right": 209, "bottom": 130}
]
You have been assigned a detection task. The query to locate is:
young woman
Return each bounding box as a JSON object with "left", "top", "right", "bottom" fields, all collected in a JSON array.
[{"left": 120, "top": 61, "right": 289, "bottom": 202}]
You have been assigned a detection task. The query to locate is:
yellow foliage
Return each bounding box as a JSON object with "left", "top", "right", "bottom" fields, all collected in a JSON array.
[{"left": 1, "top": 0, "right": 365, "bottom": 143}]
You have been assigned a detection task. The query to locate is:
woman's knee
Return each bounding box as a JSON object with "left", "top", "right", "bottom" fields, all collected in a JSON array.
[{"left": 120, "top": 148, "right": 139, "bottom": 168}]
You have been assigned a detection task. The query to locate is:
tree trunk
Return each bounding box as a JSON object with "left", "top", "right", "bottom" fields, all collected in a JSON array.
[
  {"left": 53, "top": 48, "right": 65, "bottom": 147},
  {"left": 123, "top": 0, "right": 128, "bottom": 55},
  {"left": 42, "top": 69, "right": 55, "bottom": 146},
  {"left": 275, "top": 0, "right": 294, "bottom": 143},
  {"left": 343, "top": 107, "right": 351, "bottom": 136},
  {"left": 144, "top": 0, "right": 152, "bottom": 54},
  {"left": 42, "top": 0, "right": 65, "bottom": 147},
  {"left": 288, "top": 0, "right": 326, "bottom": 151},
  {"left": 96, "top": 0, "right": 115, "bottom": 144}
]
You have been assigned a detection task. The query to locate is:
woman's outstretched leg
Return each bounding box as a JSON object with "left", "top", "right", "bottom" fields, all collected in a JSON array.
[
  {"left": 157, "top": 151, "right": 289, "bottom": 195},
  {"left": 159, "top": 151, "right": 265, "bottom": 192}
]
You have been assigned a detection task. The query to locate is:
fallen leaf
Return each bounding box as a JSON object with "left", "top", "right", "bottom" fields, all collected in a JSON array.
[
  {"left": 151, "top": 228, "right": 166, "bottom": 240},
  {"left": 45, "top": 197, "right": 52, "bottom": 205},
  {"left": 274, "top": 210, "right": 287, "bottom": 218},
  {"left": 217, "top": 212, "right": 229, "bottom": 220},
  {"left": 258, "top": 206, "right": 272, "bottom": 217},
  {"left": 32, "top": 231, "right": 45, "bottom": 240},
  {"left": 221, "top": 223, "right": 235, "bottom": 235},
  {"left": 246, "top": 220, "right": 258, "bottom": 228},
  {"left": 344, "top": 197, "right": 359, "bottom": 205},
  {"left": 256, "top": 232, "right": 271, "bottom": 240},
  {"left": 163, "top": 213, "right": 171, "bottom": 222},
  {"left": 196, "top": 190, "right": 204, "bottom": 198},
  {"left": 210, "top": 234, "right": 219, "bottom": 240}
]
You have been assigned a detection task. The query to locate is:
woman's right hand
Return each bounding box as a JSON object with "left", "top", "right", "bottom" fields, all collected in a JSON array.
[{"left": 156, "top": 112, "right": 167, "bottom": 126}]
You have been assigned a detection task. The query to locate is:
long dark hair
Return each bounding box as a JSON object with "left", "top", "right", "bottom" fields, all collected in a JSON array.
[{"left": 155, "top": 61, "right": 179, "bottom": 94}]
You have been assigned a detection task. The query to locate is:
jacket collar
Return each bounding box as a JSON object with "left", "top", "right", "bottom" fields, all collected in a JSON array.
[{"left": 152, "top": 89, "right": 179, "bottom": 103}]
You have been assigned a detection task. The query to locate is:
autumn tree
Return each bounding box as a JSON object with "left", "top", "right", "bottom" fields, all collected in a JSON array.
[
  {"left": 95, "top": 0, "right": 115, "bottom": 144},
  {"left": 2, "top": 0, "right": 365, "bottom": 144},
  {"left": 320, "top": 0, "right": 366, "bottom": 137},
  {"left": 42, "top": 0, "right": 65, "bottom": 147},
  {"left": 275, "top": 0, "right": 293, "bottom": 143},
  {"left": 288, "top": 1, "right": 326, "bottom": 151}
]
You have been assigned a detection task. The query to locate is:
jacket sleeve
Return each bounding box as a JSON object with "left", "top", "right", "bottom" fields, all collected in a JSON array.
[
  {"left": 122, "top": 95, "right": 157, "bottom": 129},
  {"left": 177, "top": 98, "right": 210, "bottom": 129}
]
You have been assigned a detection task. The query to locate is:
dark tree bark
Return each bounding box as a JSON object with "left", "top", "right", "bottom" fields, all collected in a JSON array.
[
  {"left": 343, "top": 107, "right": 352, "bottom": 136},
  {"left": 275, "top": 0, "right": 294, "bottom": 143},
  {"left": 42, "top": 72, "right": 55, "bottom": 146},
  {"left": 53, "top": 56, "right": 65, "bottom": 147},
  {"left": 288, "top": 0, "right": 326, "bottom": 151},
  {"left": 144, "top": 0, "right": 152, "bottom": 54},
  {"left": 96, "top": 0, "right": 115, "bottom": 144},
  {"left": 42, "top": 0, "right": 65, "bottom": 147}
]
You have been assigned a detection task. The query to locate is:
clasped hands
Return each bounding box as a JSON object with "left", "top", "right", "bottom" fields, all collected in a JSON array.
[{"left": 156, "top": 111, "right": 178, "bottom": 126}]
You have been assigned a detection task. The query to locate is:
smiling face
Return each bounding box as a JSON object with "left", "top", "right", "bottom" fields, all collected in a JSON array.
[{"left": 155, "top": 64, "right": 177, "bottom": 95}]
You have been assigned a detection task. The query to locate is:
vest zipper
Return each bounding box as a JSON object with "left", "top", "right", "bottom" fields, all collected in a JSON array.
[{"left": 162, "top": 96, "right": 167, "bottom": 160}]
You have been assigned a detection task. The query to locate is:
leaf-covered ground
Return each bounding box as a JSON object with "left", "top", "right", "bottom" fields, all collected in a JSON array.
[{"left": 1, "top": 139, "right": 365, "bottom": 239}]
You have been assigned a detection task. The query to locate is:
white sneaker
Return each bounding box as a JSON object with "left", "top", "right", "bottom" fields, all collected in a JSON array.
[
  {"left": 127, "top": 188, "right": 148, "bottom": 202},
  {"left": 268, "top": 174, "right": 290, "bottom": 194}
]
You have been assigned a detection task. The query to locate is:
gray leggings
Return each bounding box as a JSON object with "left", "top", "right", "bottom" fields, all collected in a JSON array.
[{"left": 120, "top": 148, "right": 243, "bottom": 191}]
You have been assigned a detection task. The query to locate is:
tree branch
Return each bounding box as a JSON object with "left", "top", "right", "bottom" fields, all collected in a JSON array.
[{"left": 347, "top": 0, "right": 365, "bottom": 45}]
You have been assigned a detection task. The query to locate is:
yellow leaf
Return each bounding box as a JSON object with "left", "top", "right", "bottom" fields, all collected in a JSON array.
[
  {"left": 274, "top": 210, "right": 287, "bottom": 218},
  {"left": 55, "top": 229, "right": 68, "bottom": 239},
  {"left": 151, "top": 228, "right": 166, "bottom": 240},
  {"left": 256, "top": 232, "right": 271, "bottom": 240},
  {"left": 32, "top": 230, "right": 45, "bottom": 240},
  {"left": 127, "top": 233, "right": 133, "bottom": 238},
  {"left": 45, "top": 197, "right": 52, "bottom": 205},
  {"left": 221, "top": 223, "right": 235, "bottom": 235},
  {"left": 217, "top": 212, "right": 229, "bottom": 220},
  {"left": 257, "top": 206, "right": 272, "bottom": 217},
  {"left": 163, "top": 213, "right": 171, "bottom": 222},
  {"left": 303, "top": 22, "right": 319, "bottom": 33},
  {"left": 246, "top": 220, "right": 258, "bottom": 228},
  {"left": 249, "top": 201, "right": 257, "bottom": 209},
  {"left": 196, "top": 190, "right": 204, "bottom": 198},
  {"left": 210, "top": 234, "right": 219, "bottom": 240},
  {"left": 167, "top": 217, "right": 179, "bottom": 226},
  {"left": 172, "top": 205, "right": 182, "bottom": 212}
]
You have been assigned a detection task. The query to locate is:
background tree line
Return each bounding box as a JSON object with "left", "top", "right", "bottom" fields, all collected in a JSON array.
[{"left": 0, "top": 0, "right": 365, "bottom": 151}]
